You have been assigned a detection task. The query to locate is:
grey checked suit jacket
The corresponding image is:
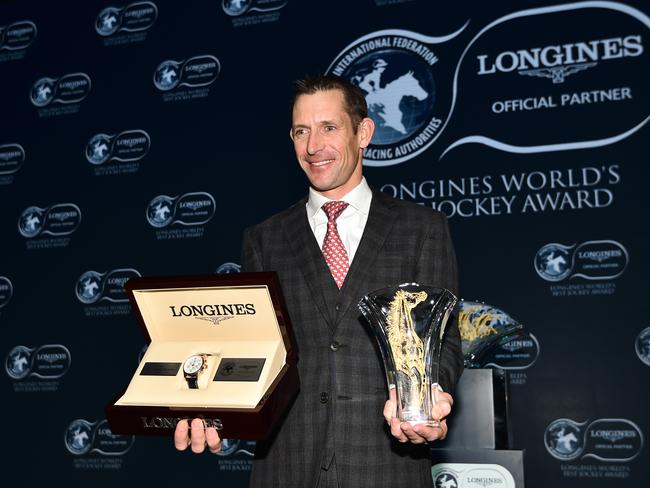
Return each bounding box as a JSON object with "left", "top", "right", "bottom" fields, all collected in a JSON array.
[{"left": 241, "top": 190, "right": 463, "bottom": 488}]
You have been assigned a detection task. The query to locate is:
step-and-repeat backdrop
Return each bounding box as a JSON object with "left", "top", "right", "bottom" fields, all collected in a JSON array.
[{"left": 2, "top": 0, "right": 648, "bottom": 486}]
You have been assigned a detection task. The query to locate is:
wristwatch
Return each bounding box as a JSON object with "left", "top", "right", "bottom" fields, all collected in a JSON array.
[{"left": 183, "top": 354, "right": 209, "bottom": 389}]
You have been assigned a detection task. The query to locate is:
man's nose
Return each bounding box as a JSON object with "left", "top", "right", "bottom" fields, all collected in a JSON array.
[{"left": 307, "top": 131, "right": 323, "bottom": 155}]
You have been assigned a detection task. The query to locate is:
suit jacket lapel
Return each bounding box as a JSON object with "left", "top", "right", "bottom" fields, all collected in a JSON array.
[
  {"left": 335, "top": 191, "right": 397, "bottom": 324},
  {"left": 282, "top": 199, "right": 339, "bottom": 331}
]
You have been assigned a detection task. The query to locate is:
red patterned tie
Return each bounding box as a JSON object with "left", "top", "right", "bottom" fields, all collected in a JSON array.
[{"left": 321, "top": 201, "right": 350, "bottom": 289}]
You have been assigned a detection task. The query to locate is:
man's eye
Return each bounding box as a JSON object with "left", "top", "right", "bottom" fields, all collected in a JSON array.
[
  {"left": 324, "top": 126, "right": 336, "bottom": 132},
  {"left": 294, "top": 129, "right": 307, "bottom": 137}
]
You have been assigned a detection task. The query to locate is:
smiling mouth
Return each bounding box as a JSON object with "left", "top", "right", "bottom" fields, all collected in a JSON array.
[{"left": 308, "top": 159, "right": 335, "bottom": 167}]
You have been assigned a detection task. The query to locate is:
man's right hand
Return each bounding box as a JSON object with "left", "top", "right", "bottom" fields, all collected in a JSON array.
[{"left": 174, "top": 418, "right": 222, "bottom": 454}]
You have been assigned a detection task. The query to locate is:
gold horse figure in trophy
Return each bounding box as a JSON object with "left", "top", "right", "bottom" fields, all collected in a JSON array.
[{"left": 386, "top": 290, "right": 428, "bottom": 412}]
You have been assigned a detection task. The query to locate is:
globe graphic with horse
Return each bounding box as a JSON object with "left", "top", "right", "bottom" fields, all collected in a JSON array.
[{"left": 344, "top": 49, "right": 436, "bottom": 146}]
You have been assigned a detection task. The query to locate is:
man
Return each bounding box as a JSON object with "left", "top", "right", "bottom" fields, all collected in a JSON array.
[{"left": 175, "top": 75, "right": 463, "bottom": 487}]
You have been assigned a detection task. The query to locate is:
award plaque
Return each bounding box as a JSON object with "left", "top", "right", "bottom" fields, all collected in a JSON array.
[
  {"left": 106, "top": 272, "right": 299, "bottom": 440},
  {"left": 358, "top": 283, "right": 457, "bottom": 426}
]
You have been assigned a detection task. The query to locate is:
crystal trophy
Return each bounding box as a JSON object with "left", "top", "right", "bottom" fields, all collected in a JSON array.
[{"left": 358, "top": 283, "right": 457, "bottom": 426}]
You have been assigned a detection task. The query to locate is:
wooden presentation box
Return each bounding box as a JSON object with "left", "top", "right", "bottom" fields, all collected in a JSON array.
[{"left": 106, "top": 272, "right": 299, "bottom": 440}]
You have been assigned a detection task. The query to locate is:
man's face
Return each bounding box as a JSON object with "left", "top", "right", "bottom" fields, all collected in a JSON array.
[{"left": 290, "top": 89, "right": 374, "bottom": 200}]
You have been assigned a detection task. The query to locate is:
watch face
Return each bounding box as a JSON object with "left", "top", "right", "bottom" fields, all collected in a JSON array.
[{"left": 183, "top": 355, "right": 204, "bottom": 375}]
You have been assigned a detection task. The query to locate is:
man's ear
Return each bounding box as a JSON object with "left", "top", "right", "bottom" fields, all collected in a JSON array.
[{"left": 358, "top": 117, "right": 375, "bottom": 148}]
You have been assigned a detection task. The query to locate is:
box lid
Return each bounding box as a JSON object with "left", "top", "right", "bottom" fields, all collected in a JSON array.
[{"left": 125, "top": 272, "right": 296, "bottom": 362}]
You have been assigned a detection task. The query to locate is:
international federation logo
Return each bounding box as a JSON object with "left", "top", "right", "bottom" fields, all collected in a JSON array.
[
  {"left": 147, "top": 195, "right": 174, "bottom": 227},
  {"left": 635, "top": 327, "right": 650, "bottom": 366},
  {"left": 18, "top": 206, "right": 45, "bottom": 237},
  {"left": 154, "top": 60, "right": 180, "bottom": 91},
  {"left": 65, "top": 420, "right": 94, "bottom": 455},
  {"left": 96, "top": 7, "right": 121, "bottom": 36},
  {"left": 535, "top": 243, "right": 572, "bottom": 282},
  {"left": 76, "top": 271, "right": 103, "bottom": 304},
  {"left": 327, "top": 27, "right": 467, "bottom": 166},
  {"left": 222, "top": 0, "right": 252, "bottom": 16},
  {"left": 30, "top": 78, "right": 55, "bottom": 107},
  {"left": 86, "top": 134, "right": 112, "bottom": 164},
  {"left": 434, "top": 471, "right": 458, "bottom": 488},
  {"left": 544, "top": 419, "right": 586, "bottom": 460},
  {"left": 5, "top": 345, "right": 32, "bottom": 380}
]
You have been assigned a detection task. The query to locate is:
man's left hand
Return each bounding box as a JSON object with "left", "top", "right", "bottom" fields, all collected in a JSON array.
[{"left": 383, "top": 387, "right": 453, "bottom": 444}]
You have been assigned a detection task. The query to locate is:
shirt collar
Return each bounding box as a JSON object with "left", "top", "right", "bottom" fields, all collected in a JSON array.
[{"left": 306, "top": 177, "right": 372, "bottom": 219}]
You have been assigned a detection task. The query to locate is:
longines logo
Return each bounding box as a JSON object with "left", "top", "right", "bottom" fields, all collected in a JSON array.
[
  {"left": 327, "top": 26, "right": 467, "bottom": 166},
  {"left": 76, "top": 269, "right": 141, "bottom": 305},
  {"left": 30, "top": 73, "right": 91, "bottom": 107},
  {"left": 535, "top": 240, "right": 628, "bottom": 282},
  {"left": 146, "top": 192, "right": 216, "bottom": 228},
  {"left": 18, "top": 203, "right": 81, "bottom": 239},
  {"left": 0, "top": 276, "right": 13, "bottom": 308},
  {"left": 0, "top": 143, "right": 25, "bottom": 176},
  {"left": 442, "top": 2, "right": 650, "bottom": 157},
  {"left": 95, "top": 2, "right": 158, "bottom": 37},
  {"left": 85, "top": 130, "right": 150, "bottom": 166},
  {"left": 153, "top": 55, "right": 220, "bottom": 91},
  {"left": 5, "top": 344, "right": 71, "bottom": 380},
  {"left": 0, "top": 20, "right": 37, "bottom": 59},
  {"left": 169, "top": 303, "right": 256, "bottom": 325},
  {"left": 545, "top": 418, "right": 643, "bottom": 462},
  {"left": 432, "top": 464, "right": 515, "bottom": 488},
  {"left": 65, "top": 419, "right": 135, "bottom": 456},
  {"left": 477, "top": 35, "right": 643, "bottom": 83}
]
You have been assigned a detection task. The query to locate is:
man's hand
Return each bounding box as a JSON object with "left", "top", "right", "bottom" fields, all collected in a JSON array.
[
  {"left": 174, "top": 418, "right": 222, "bottom": 454},
  {"left": 383, "top": 386, "right": 453, "bottom": 444}
]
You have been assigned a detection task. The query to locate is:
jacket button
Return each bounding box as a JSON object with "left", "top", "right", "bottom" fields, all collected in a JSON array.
[
  {"left": 329, "top": 341, "right": 339, "bottom": 352},
  {"left": 335, "top": 304, "right": 340, "bottom": 311},
  {"left": 320, "top": 392, "right": 329, "bottom": 404}
]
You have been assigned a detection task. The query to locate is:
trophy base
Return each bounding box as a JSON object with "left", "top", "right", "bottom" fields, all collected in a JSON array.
[{"left": 402, "top": 418, "right": 441, "bottom": 427}]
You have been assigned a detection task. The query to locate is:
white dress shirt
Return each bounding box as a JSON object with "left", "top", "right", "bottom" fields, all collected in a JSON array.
[{"left": 306, "top": 177, "right": 373, "bottom": 264}]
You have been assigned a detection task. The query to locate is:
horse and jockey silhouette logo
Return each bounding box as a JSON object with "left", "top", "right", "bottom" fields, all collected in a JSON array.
[
  {"left": 328, "top": 28, "right": 467, "bottom": 166},
  {"left": 535, "top": 243, "right": 572, "bottom": 282},
  {"left": 350, "top": 55, "right": 434, "bottom": 146},
  {"left": 30, "top": 78, "right": 55, "bottom": 107},
  {"left": 65, "top": 420, "right": 94, "bottom": 455},
  {"left": 147, "top": 195, "right": 174, "bottom": 227},
  {"left": 76, "top": 271, "right": 103, "bottom": 304},
  {"left": 545, "top": 419, "right": 585, "bottom": 460},
  {"left": 153, "top": 56, "right": 220, "bottom": 92},
  {"left": 222, "top": 0, "right": 252, "bottom": 16},
  {"left": 154, "top": 60, "right": 181, "bottom": 91},
  {"left": 18, "top": 206, "right": 45, "bottom": 237},
  {"left": 96, "top": 7, "right": 121, "bottom": 36},
  {"left": 434, "top": 472, "right": 458, "bottom": 488},
  {"left": 86, "top": 134, "right": 112, "bottom": 165},
  {"left": 5, "top": 346, "right": 32, "bottom": 380}
]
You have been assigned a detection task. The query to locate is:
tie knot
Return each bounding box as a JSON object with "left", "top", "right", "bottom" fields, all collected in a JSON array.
[{"left": 322, "top": 201, "right": 349, "bottom": 222}]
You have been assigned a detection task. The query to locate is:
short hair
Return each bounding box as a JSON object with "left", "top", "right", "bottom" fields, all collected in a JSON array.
[{"left": 291, "top": 75, "right": 368, "bottom": 132}]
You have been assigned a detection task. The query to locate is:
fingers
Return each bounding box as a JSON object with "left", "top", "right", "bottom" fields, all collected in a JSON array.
[
  {"left": 174, "top": 418, "right": 222, "bottom": 454},
  {"left": 431, "top": 392, "right": 453, "bottom": 421},
  {"left": 190, "top": 418, "right": 208, "bottom": 453},
  {"left": 174, "top": 419, "right": 191, "bottom": 451},
  {"left": 205, "top": 426, "right": 222, "bottom": 454}
]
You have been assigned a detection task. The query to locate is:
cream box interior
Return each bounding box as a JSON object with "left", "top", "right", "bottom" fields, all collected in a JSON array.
[{"left": 115, "top": 285, "right": 286, "bottom": 409}]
